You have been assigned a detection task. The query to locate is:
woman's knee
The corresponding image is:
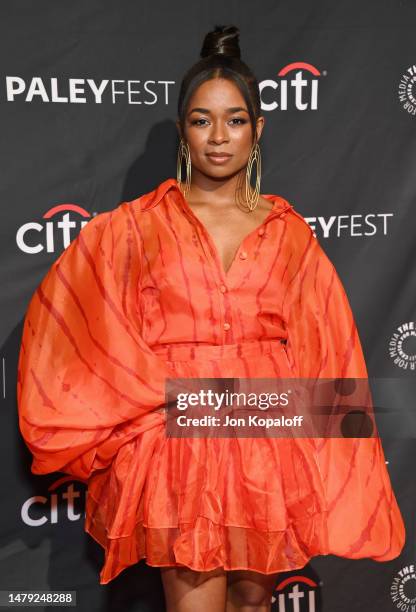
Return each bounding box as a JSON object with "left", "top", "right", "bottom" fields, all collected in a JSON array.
[
  {"left": 161, "top": 566, "right": 227, "bottom": 612},
  {"left": 161, "top": 565, "right": 226, "bottom": 588},
  {"left": 227, "top": 570, "right": 278, "bottom": 607}
]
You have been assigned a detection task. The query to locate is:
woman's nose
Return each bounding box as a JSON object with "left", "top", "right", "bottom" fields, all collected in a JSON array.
[{"left": 209, "top": 123, "right": 229, "bottom": 143}]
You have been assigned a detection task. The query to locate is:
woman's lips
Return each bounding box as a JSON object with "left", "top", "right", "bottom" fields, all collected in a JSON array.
[{"left": 206, "top": 154, "right": 233, "bottom": 164}]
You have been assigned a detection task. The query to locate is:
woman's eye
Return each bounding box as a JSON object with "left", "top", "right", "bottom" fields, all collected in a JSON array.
[{"left": 191, "top": 117, "right": 247, "bottom": 126}]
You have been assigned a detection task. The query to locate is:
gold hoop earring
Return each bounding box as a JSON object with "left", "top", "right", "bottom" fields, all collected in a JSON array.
[
  {"left": 177, "top": 138, "right": 191, "bottom": 196},
  {"left": 244, "top": 141, "right": 262, "bottom": 211}
]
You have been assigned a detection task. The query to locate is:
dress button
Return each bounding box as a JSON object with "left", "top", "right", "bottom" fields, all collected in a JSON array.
[
  {"left": 219, "top": 284, "right": 227, "bottom": 293},
  {"left": 223, "top": 322, "right": 231, "bottom": 331},
  {"left": 239, "top": 251, "right": 248, "bottom": 260},
  {"left": 258, "top": 228, "right": 265, "bottom": 237}
]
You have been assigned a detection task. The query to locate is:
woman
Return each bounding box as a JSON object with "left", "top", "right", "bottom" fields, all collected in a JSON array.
[{"left": 17, "top": 24, "right": 405, "bottom": 612}]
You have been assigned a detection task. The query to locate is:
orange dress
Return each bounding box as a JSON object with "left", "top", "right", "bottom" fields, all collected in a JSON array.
[{"left": 17, "top": 177, "right": 405, "bottom": 584}]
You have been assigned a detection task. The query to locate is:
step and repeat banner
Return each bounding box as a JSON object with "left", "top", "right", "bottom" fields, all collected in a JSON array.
[{"left": 1, "top": 1, "right": 414, "bottom": 611}]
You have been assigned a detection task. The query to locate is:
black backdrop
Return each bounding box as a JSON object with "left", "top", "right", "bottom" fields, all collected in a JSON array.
[{"left": 1, "top": 1, "right": 415, "bottom": 611}]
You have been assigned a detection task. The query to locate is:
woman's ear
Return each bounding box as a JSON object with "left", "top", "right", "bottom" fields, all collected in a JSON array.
[
  {"left": 255, "top": 116, "right": 265, "bottom": 142},
  {"left": 176, "top": 119, "right": 183, "bottom": 140}
]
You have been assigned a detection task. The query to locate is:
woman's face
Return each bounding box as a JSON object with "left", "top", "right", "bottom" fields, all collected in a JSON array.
[{"left": 177, "top": 78, "right": 264, "bottom": 181}]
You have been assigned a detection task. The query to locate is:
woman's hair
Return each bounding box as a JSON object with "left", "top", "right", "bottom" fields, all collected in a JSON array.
[{"left": 177, "top": 25, "right": 261, "bottom": 142}]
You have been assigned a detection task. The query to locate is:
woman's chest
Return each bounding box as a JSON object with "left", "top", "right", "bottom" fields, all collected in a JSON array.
[{"left": 136, "top": 209, "right": 293, "bottom": 319}]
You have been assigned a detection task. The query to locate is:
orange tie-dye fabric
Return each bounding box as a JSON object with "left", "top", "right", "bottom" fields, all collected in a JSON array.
[{"left": 17, "top": 177, "right": 405, "bottom": 584}]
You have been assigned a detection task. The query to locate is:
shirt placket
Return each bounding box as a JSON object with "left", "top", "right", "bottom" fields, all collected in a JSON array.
[
  {"left": 189, "top": 222, "right": 236, "bottom": 344},
  {"left": 179, "top": 192, "right": 291, "bottom": 345},
  {"left": 193, "top": 223, "right": 277, "bottom": 345}
]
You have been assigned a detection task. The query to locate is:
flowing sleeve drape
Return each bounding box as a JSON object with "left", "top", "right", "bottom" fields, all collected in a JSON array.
[
  {"left": 282, "top": 217, "right": 406, "bottom": 560},
  {"left": 284, "top": 222, "right": 368, "bottom": 380},
  {"left": 17, "top": 203, "right": 174, "bottom": 483}
]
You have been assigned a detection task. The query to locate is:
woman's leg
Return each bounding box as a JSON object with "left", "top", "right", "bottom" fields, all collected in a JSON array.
[
  {"left": 226, "top": 569, "right": 279, "bottom": 611},
  {"left": 160, "top": 566, "right": 227, "bottom": 612}
]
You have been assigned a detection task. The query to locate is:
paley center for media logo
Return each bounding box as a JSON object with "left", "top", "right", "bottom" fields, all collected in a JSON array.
[
  {"left": 389, "top": 322, "right": 416, "bottom": 371},
  {"left": 16, "top": 204, "right": 95, "bottom": 254},
  {"left": 390, "top": 564, "right": 416, "bottom": 612},
  {"left": 398, "top": 64, "right": 416, "bottom": 116}
]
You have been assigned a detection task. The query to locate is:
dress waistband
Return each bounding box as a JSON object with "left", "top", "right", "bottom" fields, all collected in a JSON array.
[{"left": 151, "top": 338, "right": 287, "bottom": 362}]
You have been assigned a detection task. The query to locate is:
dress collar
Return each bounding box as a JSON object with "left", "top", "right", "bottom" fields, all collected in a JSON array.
[
  {"left": 137, "top": 177, "right": 293, "bottom": 219},
  {"left": 138, "top": 177, "right": 178, "bottom": 211}
]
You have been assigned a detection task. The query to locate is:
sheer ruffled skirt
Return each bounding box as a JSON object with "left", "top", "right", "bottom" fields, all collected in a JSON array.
[{"left": 84, "top": 339, "right": 405, "bottom": 584}]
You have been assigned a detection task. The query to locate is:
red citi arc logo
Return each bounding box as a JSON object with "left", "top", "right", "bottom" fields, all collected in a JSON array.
[
  {"left": 271, "top": 575, "right": 320, "bottom": 611},
  {"left": 259, "top": 62, "right": 323, "bottom": 111},
  {"left": 16, "top": 204, "right": 92, "bottom": 254}
]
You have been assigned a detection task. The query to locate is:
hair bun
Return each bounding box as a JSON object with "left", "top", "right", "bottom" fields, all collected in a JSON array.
[{"left": 200, "top": 25, "right": 241, "bottom": 60}]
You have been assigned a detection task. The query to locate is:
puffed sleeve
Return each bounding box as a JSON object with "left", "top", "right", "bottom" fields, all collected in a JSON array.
[
  {"left": 282, "top": 218, "right": 406, "bottom": 560},
  {"left": 17, "top": 203, "right": 174, "bottom": 483},
  {"left": 284, "top": 221, "right": 368, "bottom": 380}
]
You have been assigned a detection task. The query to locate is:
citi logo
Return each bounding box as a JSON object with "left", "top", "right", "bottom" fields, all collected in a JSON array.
[
  {"left": 21, "top": 476, "right": 85, "bottom": 526},
  {"left": 16, "top": 204, "right": 93, "bottom": 254},
  {"left": 259, "top": 62, "right": 323, "bottom": 111},
  {"left": 271, "top": 575, "right": 320, "bottom": 611}
]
